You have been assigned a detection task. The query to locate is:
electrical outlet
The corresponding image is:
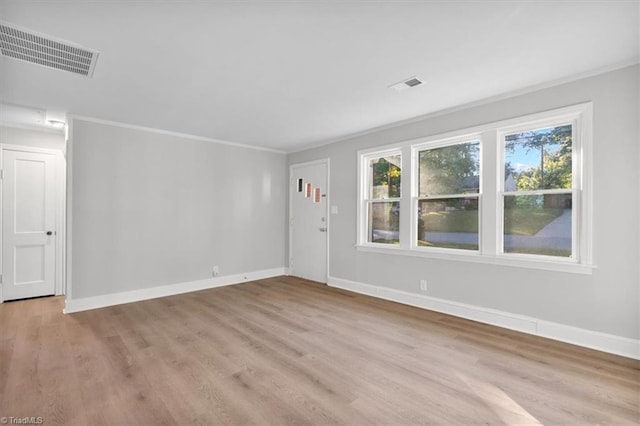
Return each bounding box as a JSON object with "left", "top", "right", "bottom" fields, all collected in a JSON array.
[
  {"left": 212, "top": 265, "right": 220, "bottom": 276},
  {"left": 420, "top": 279, "right": 428, "bottom": 292}
]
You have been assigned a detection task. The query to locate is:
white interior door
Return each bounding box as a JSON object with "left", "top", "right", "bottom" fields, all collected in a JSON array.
[
  {"left": 2, "top": 149, "right": 56, "bottom": 301},
  {"left": 290, "top": 160, "right": 328, "bottom": 283}
]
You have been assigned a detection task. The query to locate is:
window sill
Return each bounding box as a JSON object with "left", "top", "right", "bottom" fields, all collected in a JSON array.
[{"left": 355, "top": 244, "right": 595, "bottom": 275}]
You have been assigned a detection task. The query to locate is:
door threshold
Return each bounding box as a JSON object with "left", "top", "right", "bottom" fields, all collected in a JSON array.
[{"left": 3, "top": 294, "right": 56, "bottom": 303}]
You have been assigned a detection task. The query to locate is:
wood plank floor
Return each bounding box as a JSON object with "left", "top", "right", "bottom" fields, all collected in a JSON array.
[{"left": 1, "top": 276, "right": 638, "bottom": 425}]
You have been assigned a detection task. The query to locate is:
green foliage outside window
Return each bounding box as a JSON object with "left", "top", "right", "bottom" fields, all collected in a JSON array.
[
  {"left": 419, "top": 142, "right": 480, "bottom": 196},
  {"left": 505, "top": 124, "right": 572, "bottom": 192},
  {"left": 371, "top": 156, "right": 401, "bottom": 198}
]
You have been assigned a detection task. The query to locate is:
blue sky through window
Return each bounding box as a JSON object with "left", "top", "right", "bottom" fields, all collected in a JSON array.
[{"left": 505, "top": 126, "right": 566, "bottom": 174}]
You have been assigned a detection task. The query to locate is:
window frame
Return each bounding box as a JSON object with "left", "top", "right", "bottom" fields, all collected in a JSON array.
[
  {"left": 359, "top": 148, "right": 404, "bottom": 247},
  {"left": 356, "top": 103, "right": 593, "bottom": 274},
  {"left": 412, "top": 134, "right": 483, "bottom": 252},
  {"left": 497, "top": 116, "right": 580, "bottom": 262}
]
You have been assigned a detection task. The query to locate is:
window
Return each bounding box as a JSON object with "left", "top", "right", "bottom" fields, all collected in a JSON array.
[
  {"left": 502, "top": 123, "right": 574, "bottom": 258},
  {"left": 417, "top": 139, "right": 481, "bottom": 251},
  {"left": 357, "top": 103, "right": 592, "bottom": 273},
  {"left": 363, "top": 152, "right": 401, "bottom": 245}
]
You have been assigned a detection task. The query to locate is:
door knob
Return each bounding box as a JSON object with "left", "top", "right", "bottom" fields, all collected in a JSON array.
[
  {"left": 46, "top": 231, "right": 53, "bottom": 236},
  {"left": 319, "top": 227, "right": 327, "bottom": 232}
]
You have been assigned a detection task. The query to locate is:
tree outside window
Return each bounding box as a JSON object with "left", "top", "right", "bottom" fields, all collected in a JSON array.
[
  {"left": 417, "top": 140, "right": 480, "bottom": 250},
  {"left": 366, "top": 154, "right": 401, "bottom": 244},
  {"left": 503, "top": 124, "right": 574, "bottom": 257}
]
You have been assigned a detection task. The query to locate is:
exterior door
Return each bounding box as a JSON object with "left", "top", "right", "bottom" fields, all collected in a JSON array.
[
  {"left": 2, "top": 149, "right": 56, "bottom": 301},
  {"left": 290, "top": 160, "right": 328, "bottom": 283}
]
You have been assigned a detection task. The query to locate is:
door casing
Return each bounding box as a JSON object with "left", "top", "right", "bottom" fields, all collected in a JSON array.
[{"left": 0, "top": 144, "right": 66, "bottom": 302}]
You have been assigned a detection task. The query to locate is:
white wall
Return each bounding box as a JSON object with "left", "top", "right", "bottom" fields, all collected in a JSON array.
[
  {"left": 68, "top": 119, "right": 286, "bottom": 300},
  {"left": 288, "top": 65, "right": 640, "bottom": 341},
  {"left": 0, "top": 125, "right": 65, "bottom": 150}
]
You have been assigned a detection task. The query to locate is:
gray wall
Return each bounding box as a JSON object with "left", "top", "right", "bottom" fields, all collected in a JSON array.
[
  {"left": 70, "top": 120, "right": 286, "bottom": 299},
  {"left": 288, "top": 65, "right": 640, "bottom": 340},
  {"left": 0, "top": 126, "right": 65, "bottom": 151}
]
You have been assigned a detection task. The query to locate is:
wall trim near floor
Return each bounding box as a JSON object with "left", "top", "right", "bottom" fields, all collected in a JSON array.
[
  {"left": 64, "top": 267, "right": 287, "bottom": 314},
  {"left": 327, "top": 276, "right": 640, "bottom": 360}
]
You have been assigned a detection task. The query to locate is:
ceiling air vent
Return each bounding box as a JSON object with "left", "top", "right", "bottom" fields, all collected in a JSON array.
[
  {"left": 0, "top": 22, "right": 99, "bottom": 77},
  {"left": 389, "top": 76, "right": 424, "bottom": 92},
  {"left": 404, "top": 78, "right": 423, "bottom": 87}
]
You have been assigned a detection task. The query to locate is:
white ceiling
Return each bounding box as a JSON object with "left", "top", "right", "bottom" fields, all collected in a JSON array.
[{"left": 1, "top": 1, "right": 638, "bottom": 152}]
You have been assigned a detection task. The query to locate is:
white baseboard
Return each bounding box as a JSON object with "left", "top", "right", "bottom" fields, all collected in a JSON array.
[
  {"left": 328, "top": 276, "right": 640, "bottom": 360},
  {"left": 64, "top": 267, "right": 287, "bottom": 314}
]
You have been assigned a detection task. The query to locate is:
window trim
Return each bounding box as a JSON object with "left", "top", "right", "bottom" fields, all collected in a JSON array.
[
  {"left": 356, "top": 103, "right": 594, "bottom": 274},
  {"left": 497, "top": 112, "right": 588, "bottom": 264}
]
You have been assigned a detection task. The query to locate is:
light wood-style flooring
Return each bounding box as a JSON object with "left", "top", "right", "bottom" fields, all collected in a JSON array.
[{"left": 1, "top": 276, "right": 638, "bottom": 425}]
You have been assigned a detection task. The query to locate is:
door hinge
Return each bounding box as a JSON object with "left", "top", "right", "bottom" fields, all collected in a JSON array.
[
  {"left": 0, "top": 274, "right": 3, "bottom": 284},
  {"left": 0, "top": 170, "right": 3, "bottom": 180}
]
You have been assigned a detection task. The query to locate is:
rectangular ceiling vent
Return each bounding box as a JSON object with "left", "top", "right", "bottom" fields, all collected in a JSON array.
[
  {"left": 404, "top": 78, "right": 423, "bottom": 87},
  {"left": 0, "top": 22, "right": 99, "bottom": 77},
  {"left": 389, "top": 76, "right": 424, "bottom": 92}
]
